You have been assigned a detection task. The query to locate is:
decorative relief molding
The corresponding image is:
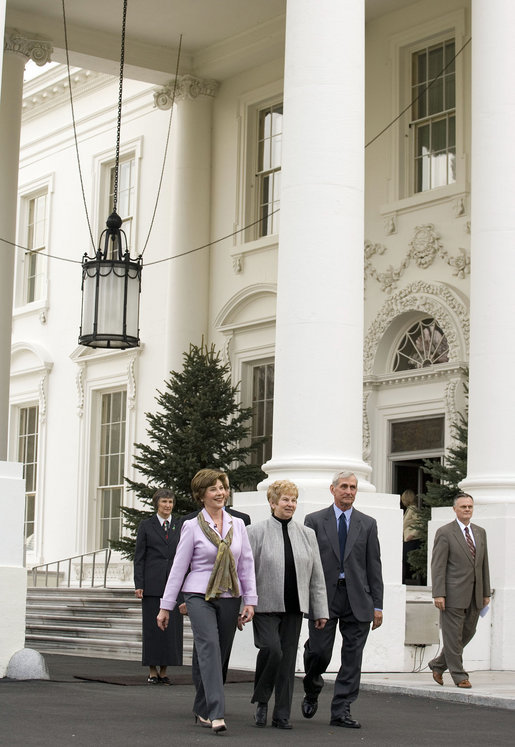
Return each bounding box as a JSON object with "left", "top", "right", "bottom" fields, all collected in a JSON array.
[
  {"left": 127, "top": 355, "right": 137, "bottom": 411},
  {"left": 453, "top": 196, "right": 466, "bottom": 217},
  {"left": 362, "top": 390, "right": 371, "bottom": 462},
  {"left": 39, "top": 373, "right": 48, "bottom": 424},
  {"left": 4, "top": 29, "right": 52, "bottom": 65},
  {"left": 364, "top": 223, "right": 470, "bottom": 293},
  {"left": 221, "top": 335, "right": 233, "bottom": 367},
  {"left": 444, "top": 378, "right": 460, "bottom": 429},
  {"left": 232, "top": 254, "right": 243, "bottom": 274},
  {"left": 76, "top": 363, "right": 86, "bottom": 417},
  {"left": 154, "top": 74, "right": 218, "bottom": 109},
  {"left": 364, "top": 281, "right": 469, "bottom": 375},
  {"left": 384, "top": 214, "right": 397, "bottom": 235}
]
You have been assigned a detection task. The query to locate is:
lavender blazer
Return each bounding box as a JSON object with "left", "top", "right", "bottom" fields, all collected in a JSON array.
[{"left": 160, "top": 508, "right": 258, "bottom": 610}]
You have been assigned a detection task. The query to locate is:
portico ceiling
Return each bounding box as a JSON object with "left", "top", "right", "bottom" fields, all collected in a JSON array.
[{"left": 5, "top": 0, "right": 418, "bottom": 82}]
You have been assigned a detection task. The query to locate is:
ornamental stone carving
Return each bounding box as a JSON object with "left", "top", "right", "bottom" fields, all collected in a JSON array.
[
  {"left": 363, "top": 281, "right": 469, "bottom": 375},
  {"left": 154, "top": 75, "right": 218, "bottom": 109},
  {"left": 409, "top": 224, "right": 442, "bottom": 269},
  {"left": 4, "top": 29, "right": 52, "bottom": 65},
  {"left": 364, "top": 223, "right": 471, "bottom": 292}
]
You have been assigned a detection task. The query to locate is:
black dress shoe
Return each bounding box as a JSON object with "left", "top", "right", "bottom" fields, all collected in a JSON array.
[
  {"left": 272, "top": 718, "right": 292, "bottom": 729},
  {"left": 301, "top": 696, "right": 318, "bottom": 719},
  {"left": 254, "top": 702, "right": 268, "bottom": 728},
  {"left": 330, "top": 714, "right": 361, "bottom": 729}
]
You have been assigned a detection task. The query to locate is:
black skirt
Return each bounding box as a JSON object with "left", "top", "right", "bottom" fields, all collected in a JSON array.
[{"left": 141, "top": 595, "right": 183, "bottom": 666}]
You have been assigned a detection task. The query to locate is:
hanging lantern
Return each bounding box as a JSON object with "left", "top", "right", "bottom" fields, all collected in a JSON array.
[{"left": 79, "top": 211, "right": 142, "bottom": 349}]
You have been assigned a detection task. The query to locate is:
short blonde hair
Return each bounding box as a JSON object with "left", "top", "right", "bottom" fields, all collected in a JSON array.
[{"left": 267, "top": 479, "right": 299, "bottom": 507}]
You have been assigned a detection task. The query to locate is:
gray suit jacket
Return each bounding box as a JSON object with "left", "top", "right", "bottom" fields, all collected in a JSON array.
[
  {"left": 247, "top": 516, "right": 328, "bottom": 620},
  {"left": 431, "top": 520, "right": 491, "bottom": 609},
  {"left": 305, "top": 505, "right": 383, "bottom": 623}
]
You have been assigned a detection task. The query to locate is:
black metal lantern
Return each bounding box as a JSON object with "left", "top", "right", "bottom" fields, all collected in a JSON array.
[
  {"left": 78, "top": 0, "right": 142, "bottom": 350},
  {"left": 79, "top": 211, "right": 142, "bottom": 349}
]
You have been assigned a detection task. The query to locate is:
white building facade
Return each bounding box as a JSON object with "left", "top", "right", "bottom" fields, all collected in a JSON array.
[{"left": 1, "top": 0, "right": 514, "bottom": 674}]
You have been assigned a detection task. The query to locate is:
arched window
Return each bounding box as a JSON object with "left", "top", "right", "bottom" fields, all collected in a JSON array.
[{"left": 393, "top": 318, "right": 449, "bottom": 372}]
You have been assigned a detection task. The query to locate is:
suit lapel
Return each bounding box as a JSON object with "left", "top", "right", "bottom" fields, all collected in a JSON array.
[
  {"left": 323, "top": 507, "right": 340, "bottom": 563},
  {"left": 344, "top": 509, "right": 361, "bottom": 560},
  {"left": 150, "top": 514, "right": 168, "bottom": 546}
]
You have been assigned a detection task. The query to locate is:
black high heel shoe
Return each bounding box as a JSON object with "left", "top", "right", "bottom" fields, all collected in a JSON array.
[
  {"left": 193, "top": 713, "right": 211, "bottom": 728},
  {"left": 212, "top": 719, "right": 227, "bottom": 734}
]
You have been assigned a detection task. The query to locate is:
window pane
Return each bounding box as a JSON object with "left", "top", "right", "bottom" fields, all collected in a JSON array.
[
  {"left": 428, "top": 45, "right": 443, "bottom": 80},
  {"left": 428, "top": 77, "right": 443, "bottom": 115},
  {"left": 391, "top": 417, "right": 445, "bottom": 453},
  {"left": 98, "top": 392, "right": 126, "bottom": 546}
]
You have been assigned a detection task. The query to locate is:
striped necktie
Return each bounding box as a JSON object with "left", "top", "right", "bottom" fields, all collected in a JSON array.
[{"left": 464, "top": 526, "right": 475, "bottom": 558}]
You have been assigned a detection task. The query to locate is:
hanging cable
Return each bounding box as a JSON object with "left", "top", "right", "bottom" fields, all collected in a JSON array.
[
  {"left": 62, "top": 0, "right": 95, "bottom": 251},
  {"left": 141, "top": 35, "right": 182, "bottom": 256},
  {"left": 111, "top": 0, "right": 128, "bottom": 214}
]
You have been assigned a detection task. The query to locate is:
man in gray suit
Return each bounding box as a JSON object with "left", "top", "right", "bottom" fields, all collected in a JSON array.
[
  {"left": 429, "top": 492, "right": 491, "bottom": 689},
  {"left": 302, "top": 471, "right": 383, "bottom": 729}
]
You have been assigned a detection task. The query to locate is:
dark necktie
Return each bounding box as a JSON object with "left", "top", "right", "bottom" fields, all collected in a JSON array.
[
  {"left": 464, "top": 525, "right": 475, "bottom": 558},
  {"left": 163, "top": 520, "right": 169, "bottom": 540},
  {"left": 338, "top": 514, "right": 347, "bottom": 572}
]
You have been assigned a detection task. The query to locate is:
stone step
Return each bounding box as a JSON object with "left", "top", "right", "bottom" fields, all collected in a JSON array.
[
  {"left": 26, "top": 623, "right": 142, "bottom": 640},
  {"left": 26, "top": 613, "right": 141, "bottom": 629}
]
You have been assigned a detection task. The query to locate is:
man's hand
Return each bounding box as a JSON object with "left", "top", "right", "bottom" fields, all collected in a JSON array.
[
  {"left": 434, "top": 596, "right": 446, "bottom": 611},
  {"left": 178, "top": 602, "right": 188, "bottom": 616},
  {"left": 314, "top": 618, "right": 327, "bottom": 630},
  {"left": 372, "top": 610, "right": 383, "bottom": 630},
  {"left": 482, "top": 597, "right": 490, "bottom": 609},
  {"left": 156, "top": 609, "right": 170, "bottom": 631},
  {"left": 134, "top": 588, "right": 143, "bottom": 599}
]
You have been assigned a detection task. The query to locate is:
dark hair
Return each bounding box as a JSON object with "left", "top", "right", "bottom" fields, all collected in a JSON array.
[
  {"left": 191, "top": 469, "right": 226, "bottom": 505},
  {"left": 152, "top": 488, "right": 175, "bottom": 512},
  {"left": 453, "top": 492, "right": 473, "bottom": 506}
]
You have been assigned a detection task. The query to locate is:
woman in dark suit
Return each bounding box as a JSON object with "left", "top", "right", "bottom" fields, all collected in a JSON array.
[{"left": 134, "top": 488, "right": 183, "bottom": 684}]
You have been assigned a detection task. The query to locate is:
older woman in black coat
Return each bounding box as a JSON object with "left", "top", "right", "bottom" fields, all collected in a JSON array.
[{"left": 134, "top": 488, "right": 183, "bottom": 683}]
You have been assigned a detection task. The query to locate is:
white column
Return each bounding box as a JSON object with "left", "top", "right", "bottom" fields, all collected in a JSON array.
[
  {"left": 461, "top": 0, "right": 515, "bottom": 503},
  {"left": 0, "top": 30, "right": 51, "bottom": 676},
  {"left": 262, "top": 0, "right": 373, "bottom": 491},
  {"left": 155, "top": 75, "right": 217, "bottom": 375},
  {"left": 0, "top": 30, "right": 51, "bottom": 460}
]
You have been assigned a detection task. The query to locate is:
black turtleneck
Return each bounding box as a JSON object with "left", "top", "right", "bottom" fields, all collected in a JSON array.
[{"left": 272, "top": 514, "right": 300, "bottom": 613}]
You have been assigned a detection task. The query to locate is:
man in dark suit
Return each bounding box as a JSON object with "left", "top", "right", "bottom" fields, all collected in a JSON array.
[
  {"left": 429, "top": 492, "right": 490, "bottom": 689},
  {"left": 302, "top": 471, "right": 383, "bottom": 729}
]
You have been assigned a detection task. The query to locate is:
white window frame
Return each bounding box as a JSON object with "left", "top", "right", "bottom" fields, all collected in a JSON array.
[
  {"left": 14, "top": 174, "right": 54, "bottom": 316},
  {"left": 381, "top": 9, "right": 467, "bottom": 216},
  {"left": 235, "top": 82, "right": 283, "bottom": 255},
  {"left": 93, "top": 138, "right": 142, "bottom": 256},
  {"left": 97, "top": 388, "right": 127, "bottom": 548},
  {"left": 71, "top": 346, "right": 140, "bottom": 554},
  {"left": 9, "top": 342, "right": 53, "bottom": 564}
]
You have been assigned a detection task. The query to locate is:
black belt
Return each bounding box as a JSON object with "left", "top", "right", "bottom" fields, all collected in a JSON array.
[{"left": 337, "top": 578, "right": 346, "bottom": 586}]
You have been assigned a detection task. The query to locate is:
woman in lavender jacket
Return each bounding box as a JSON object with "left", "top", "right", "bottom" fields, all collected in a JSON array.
[{"left": 157, "top": 469, "right": 257, "bottom": 735}]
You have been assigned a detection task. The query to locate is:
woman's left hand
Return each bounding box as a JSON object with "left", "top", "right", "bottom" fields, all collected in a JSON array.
[
  {"left": 237, "top": 605, "right": 254, "bottom": 629},
  {"left": 314, "top": 618, "right": 327, "bottom": 630}
]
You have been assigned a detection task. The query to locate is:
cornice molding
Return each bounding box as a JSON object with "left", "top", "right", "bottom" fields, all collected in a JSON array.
[{"left": 22, "top": 67, "right": 113, "bottom": 120}]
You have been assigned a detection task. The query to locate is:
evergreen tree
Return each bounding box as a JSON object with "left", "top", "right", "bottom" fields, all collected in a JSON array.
[
  {"left": 407, "top": 404, "right": 468, "bottom": 580},
  {"left": 111, "top": 342, "right": 267, "bottom": 559}
]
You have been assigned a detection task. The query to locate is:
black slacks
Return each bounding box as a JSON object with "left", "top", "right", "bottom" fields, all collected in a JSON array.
[
  {"left": 303, "top": 582, "right": 370, "bottom": 719},
  {"left": 251, "top": 612, "right": 303, "bottom": 721}
]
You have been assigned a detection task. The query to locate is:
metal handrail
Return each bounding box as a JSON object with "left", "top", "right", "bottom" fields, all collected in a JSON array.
[{"left": 31, "top": 548, "right": 112, "bottom": 588}]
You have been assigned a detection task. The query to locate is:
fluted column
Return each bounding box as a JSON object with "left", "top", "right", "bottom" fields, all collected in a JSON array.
[
  {"left": 262, "top": 0, "right": 372, "bottom": 491},
  {"left": 155, "top": 75, "right": 218, "bottom": 375},
  {"left": 0, "top": 30, "right": 51, "bottom": 459},
  {"left": 461, "top": 0, "right": 515, "bottom": 503}
]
